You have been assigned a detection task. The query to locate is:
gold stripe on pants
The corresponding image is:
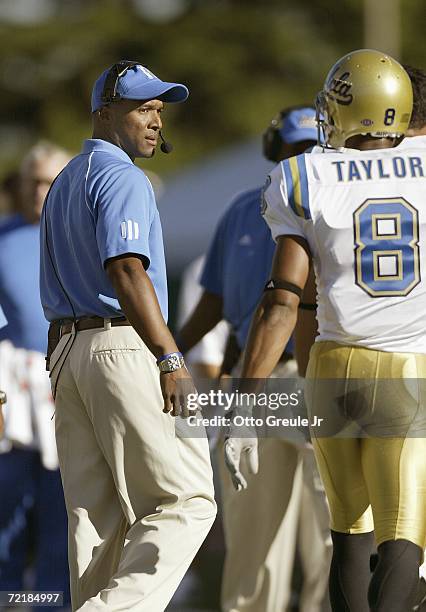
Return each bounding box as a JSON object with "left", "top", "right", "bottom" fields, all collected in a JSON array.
[{"left": 305, "top": 341, "right": 426, "bottom": 549}]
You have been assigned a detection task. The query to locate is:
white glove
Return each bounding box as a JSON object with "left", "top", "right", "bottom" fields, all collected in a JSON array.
[{"left": 224, "top": 429, "right": 259, "bottom": 491}]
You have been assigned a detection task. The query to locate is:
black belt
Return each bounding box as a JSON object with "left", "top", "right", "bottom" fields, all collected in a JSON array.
[
  {"left": 46, "top": 316, "right": 130, "bottom": 371},
  {"left": 59, "top": 316, "right": 131, "bottom": 337}
]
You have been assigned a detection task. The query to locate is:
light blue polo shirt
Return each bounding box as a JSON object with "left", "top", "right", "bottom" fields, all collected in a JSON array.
[
  {"left": 201, "top": 187, "right": 294, "bottom": 354},
  {"left": 0, "top": 214, "right": 48, "bottom": 352},
  {"left": 40, "top": 139, "right": 168, "bottom": 322}
]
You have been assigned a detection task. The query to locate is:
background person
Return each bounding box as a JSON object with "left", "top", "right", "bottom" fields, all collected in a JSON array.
[
  {"left": 175, "top": 255, "right": 229, "bottom": 609},
  {"left": 0, "top": 142, "right": 71, "bottom": 609},
  {"left": 178, "top": 106, "right": 331, "bottom": 612}
]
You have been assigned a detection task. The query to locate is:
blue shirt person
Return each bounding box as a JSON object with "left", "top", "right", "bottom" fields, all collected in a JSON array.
[
  {"left": 200, "top": 186, "right": 278, "bottom": 351},
  {"left": 0, "top": 216, "right": 47, "bottom": 352},
  {"left": 178, "top": 106, "right": 319, "bottom": 362},
  {"left": 0, "top": 143, "right": 71, "bottom": 607},
  {"left": 178, "top": 107, "right": 330, "bottom": 612},
  {"left": 0, "top": 146, "right": 70, "bottom": 353}
]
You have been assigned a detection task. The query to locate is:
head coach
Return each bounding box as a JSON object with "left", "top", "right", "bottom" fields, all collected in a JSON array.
[{"left": 39, "top": 61, "right": 216, "bottom": 611}]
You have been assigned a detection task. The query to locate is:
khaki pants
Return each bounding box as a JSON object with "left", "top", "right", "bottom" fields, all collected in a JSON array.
[
  {"left": 219, "top": 360, "right": 331, "bottom": 612},
  {"left": 50, "top": 324, "right": 216, "bottom": 612}
]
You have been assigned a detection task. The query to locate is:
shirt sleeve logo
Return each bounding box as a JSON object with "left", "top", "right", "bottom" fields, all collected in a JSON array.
[{"left": 120, "top": 220, "right": 140, "bottom": 240}]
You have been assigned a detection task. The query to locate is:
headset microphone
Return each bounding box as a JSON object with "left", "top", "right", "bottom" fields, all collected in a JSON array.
[{"left": 159, "top": 131, "right": 173, "bottom": 154}]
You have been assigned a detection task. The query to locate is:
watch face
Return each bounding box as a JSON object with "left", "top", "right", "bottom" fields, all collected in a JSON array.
[
  {"left": 169, "top": 355, "right": 181, "bottom": 369},
  {"left": 159, "top": 354, "right": 184, "bottom": 373}
]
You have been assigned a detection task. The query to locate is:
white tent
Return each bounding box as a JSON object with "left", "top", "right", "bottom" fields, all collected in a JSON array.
[{"left": 157, "top": 137, "right": 272, "bottom": 275}]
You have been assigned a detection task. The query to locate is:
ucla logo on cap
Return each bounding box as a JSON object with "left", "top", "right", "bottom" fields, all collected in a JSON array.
[
  {"left": 298, "top": 115, "right": 317, "bottom": 129},
  {"left": 137, "top": 66, "right": 156, "bottom": 80}
]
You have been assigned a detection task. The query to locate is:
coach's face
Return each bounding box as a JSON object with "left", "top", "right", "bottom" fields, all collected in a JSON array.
[{"left": 101, "top": 98, "right": 163, "bottom": 160}]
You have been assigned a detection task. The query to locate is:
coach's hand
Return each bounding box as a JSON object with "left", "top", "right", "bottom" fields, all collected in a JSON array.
[
  {"left": 224, "top": 430, "right": 259, "bottom": 491},
  {"left": 160, "top": 367, "right": 197, "bottom": 418}
]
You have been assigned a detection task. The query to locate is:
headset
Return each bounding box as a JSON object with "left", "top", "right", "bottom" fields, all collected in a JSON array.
[
  {"left": 101, "top": 60, "right": 139, "bottom": 106},
  {"left": 101, "top": 60, "right": 173, "bottom": 153},
  {"left": 262, "top": 104, "right": 316, "bottom": 162}
]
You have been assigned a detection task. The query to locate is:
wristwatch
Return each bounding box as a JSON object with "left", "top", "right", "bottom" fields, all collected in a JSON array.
[
  {"left": 157, "top": 352, "right": 185, "bottom": 373},
  {"left": 0, "top": 390, "right": 6, "bottom": 404}
]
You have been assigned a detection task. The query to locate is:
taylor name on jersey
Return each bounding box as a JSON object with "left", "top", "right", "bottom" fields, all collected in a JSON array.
[{"left": 263, "top": 135, "right": 426, "bottom": 353}]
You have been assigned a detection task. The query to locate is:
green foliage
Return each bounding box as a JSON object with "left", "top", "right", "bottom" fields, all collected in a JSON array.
[{"left": 0, "top": 0, "right": 423, "bottom": 177}]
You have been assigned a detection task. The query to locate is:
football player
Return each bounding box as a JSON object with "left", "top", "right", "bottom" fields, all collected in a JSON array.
[{"left": 234, "top": 50, "right": 426, "bottom": 611}]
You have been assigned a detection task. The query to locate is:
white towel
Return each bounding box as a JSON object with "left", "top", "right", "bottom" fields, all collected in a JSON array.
[{"left": 0, "top": 340, "right": 58, "bottom": 470}]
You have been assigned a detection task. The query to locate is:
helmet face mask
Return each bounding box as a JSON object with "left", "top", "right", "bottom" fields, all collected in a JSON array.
[
  {"left": 317, "top": 49, "right": 413, "bottom": 148},
  {"left": 315, "top": 90, "right": 334, "bottom": 148}
]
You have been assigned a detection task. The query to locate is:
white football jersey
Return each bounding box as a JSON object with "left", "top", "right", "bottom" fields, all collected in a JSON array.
[{"left": 263, "top": 135, "right": 426, "bottom": 353}]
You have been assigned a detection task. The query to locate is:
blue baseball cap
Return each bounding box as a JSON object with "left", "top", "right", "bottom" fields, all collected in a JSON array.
[
  {"left": 91, "top": 63, "right": 189, "bottom": 112},
  {"left": 280, "top": 108, "right": 317, "bottom": 143}
]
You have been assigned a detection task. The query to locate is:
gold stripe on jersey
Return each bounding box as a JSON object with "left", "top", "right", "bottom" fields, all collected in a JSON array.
[
  {"left": 289, "top": 156, "right": 305, "bottom": 219},
  {"left": 305, "top": 341, "right": 426, "bottom": 549}
]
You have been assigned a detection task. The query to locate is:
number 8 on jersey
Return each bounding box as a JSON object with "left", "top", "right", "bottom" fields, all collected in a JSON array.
[{"left": 353, "top": 197, "right": 420, "bottom": 297}]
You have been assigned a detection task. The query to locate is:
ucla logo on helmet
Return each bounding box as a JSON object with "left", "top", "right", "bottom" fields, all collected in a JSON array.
[{"left": 327, "top": 69, "right": 353, "bottom": 105}]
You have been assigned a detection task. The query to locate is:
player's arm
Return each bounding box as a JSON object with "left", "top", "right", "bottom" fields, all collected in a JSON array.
[
  {"left": 106, "top": 255, "right": 195, "bottom": 417},
  {"left": 107, "top": 255, "right": 178, "bottom": 358},
  {"left": 241, "top": 235, "right": 311, "bottom": 379},
  {"left": 225, "top": 235, "right": 310, "bottom": 491},
  {"left": 295, "top": 263, "right": 318, "bottom": 377},
  {"left": 177, "top": 290, "right": 223, "bottom": 356}
]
